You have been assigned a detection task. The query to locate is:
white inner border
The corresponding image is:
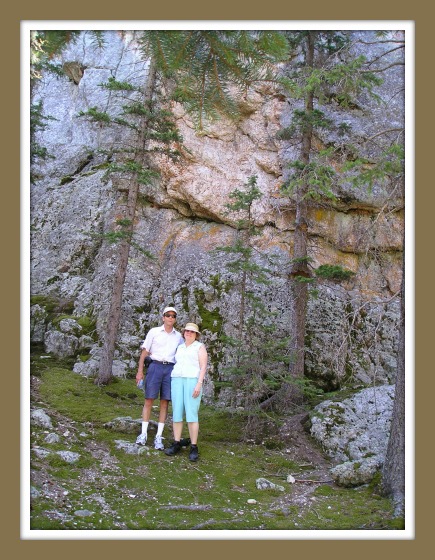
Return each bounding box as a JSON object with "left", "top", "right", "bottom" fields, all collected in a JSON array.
[{"left": 21, "top": 19, "right": 415, "bottom": 541}]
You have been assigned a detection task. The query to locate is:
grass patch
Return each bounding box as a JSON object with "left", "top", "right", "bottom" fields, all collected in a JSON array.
[
  {"left": 38, "top": 368, "right": 140, "bottom": 424},
  {"left": 29, "top": 362, "right": 400, "bottom": 532}
]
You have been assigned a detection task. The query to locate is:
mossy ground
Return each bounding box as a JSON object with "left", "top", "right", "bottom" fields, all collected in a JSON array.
[{"left": 29, "top": 353, "right": 400, "bottom": 532}]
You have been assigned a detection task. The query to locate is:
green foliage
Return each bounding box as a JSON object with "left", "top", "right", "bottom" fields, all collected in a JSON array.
[
  {"left": 78, "top": 106, "right": 111, "bottom": 123},
  {"left": 277, "top": 30, "right": 395, "bottom": 202},
  {"left": 289, "top": 375, "right": 325, "bottom": 402},
  {"left": 102, "top": 161, "right": 159, "bottom": 184},
  {"left": 30, "top": 31, "right": 80, "bottom": 79},
  {"left": 98, "top": 76, "right": 136, "bottom": 91},
  {"left": 281, "top": 159, "right": 337, "bottom": 201},
  {"left": 194, "top": 290, "right": 223, "bottom": 334},
  {"left": 280, "top": 32, "right": 382, "bottom": 106},
  {"left": 139, "top": 30, "right": 289, "bottom": 129},
  {"left": 213, "top": 177, "right": 293, "bottom": 419},
  {"left": 343, "top": 143, "right": 404, "bottom": 191},
  {"left": 315, "top": 264, "right": 356, "bottom": 281},
  {"left": 30, "top": 101, "right": 56, "bottom": 182},
  {"left": 78, "top": 98, "right": 183, "bottom": 163},
  {"left": 88, "top": 218, "right": 156, "bottom": 260},
  {"left": 31, "top": 30, "right": 105, "bottom": 81}
]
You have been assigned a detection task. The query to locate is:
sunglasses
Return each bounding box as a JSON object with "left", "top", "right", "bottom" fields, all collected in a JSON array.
[{"left": 164, "top": 313, "right": 177, "bottom": 318}]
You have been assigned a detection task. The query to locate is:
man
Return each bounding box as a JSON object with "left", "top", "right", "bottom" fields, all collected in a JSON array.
[{"left": 135, "top": 306, "right": 183, "bottom": 449}]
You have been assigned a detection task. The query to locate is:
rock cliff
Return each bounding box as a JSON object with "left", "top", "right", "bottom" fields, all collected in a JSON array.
[{"left": 30, "top": 30, "right": 404, "bottom": 396}]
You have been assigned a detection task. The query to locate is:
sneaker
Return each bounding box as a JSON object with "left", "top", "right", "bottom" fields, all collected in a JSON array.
[
  {"left": 136, "top": 433, "right": 147, "bottom": 446},
  {"left": 164, "top": 441, "right": 181, "bottom": 456},
  {"left": 180, "top": 437, "right": 191, "bottom": 448},
  {"left": 189, "top": 444, "right": 199, "bottom": 462},
  {"left": 154, "top": 435, "right": 164, "bottom": 450}
]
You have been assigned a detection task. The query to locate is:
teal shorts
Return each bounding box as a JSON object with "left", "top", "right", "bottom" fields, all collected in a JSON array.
[{"left": 171, "top": 377, "right": 202, "bottom": 423}]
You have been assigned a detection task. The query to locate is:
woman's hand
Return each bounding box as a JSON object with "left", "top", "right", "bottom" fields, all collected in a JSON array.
[{"left": 192, "top": 382, "right": 202, "bottom": 398}]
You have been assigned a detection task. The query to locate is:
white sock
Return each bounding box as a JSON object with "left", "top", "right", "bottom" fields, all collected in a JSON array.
[
  {"left": 142, "top": 421, "right": 149, "bottom": 435},
  {"left": 157, "top": 422, "right": 165, "bottom": 437}
]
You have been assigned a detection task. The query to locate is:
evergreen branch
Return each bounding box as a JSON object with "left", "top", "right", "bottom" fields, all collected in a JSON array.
[{"left": 360, "top": 62, "right": 405, "bottom": 73}]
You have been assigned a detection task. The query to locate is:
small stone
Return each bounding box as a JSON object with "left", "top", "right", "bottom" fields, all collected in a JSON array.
[
  {"left": 74, "top": 510, "right": 94, "bottom": 517},
  {"left": 247, "top": 499, "right": 257, "bottom": 504},
  {"left": 56, "top": 451, "right": 80, "bottom": 463},
  {"left": 44, "top": 432, "right": 60, "bottom": 444},
  {"left": 256, "top": 478, "right": 285, "bottom": 492}
]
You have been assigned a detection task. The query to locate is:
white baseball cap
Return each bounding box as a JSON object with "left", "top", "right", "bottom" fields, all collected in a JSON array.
[{"left": 163, "top": 306, "right": 177, "bottom": 315}]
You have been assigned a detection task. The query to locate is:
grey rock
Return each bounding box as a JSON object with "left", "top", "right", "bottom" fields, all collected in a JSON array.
[
  {"left": 256, "top": 478, "right": 285, "bottom": 492},
  {"left": 331, "top": 457, "right": 382, "bottom": 487},
  {"left": 56, "top": 451, "right": 81, "bottom": 463},
  {"left": 44, "top": 432, "right": 60, "bottom": 444},
  {"left": 30, "top": 305, "right": 47, "bottom": 343},
  {"left": 73, "top": 358, "right": 99, "bottom": 377},
  {"left": 114, "top": 440, "right": 149, "bottom": 455},
  {"left": 44, "top": 330, "right": 79, "bottom": 358},
  {"left": 310, "top": 385, "right": 395, "bottom": 464},
  {"left": 58, "top": 318, "right": 82, "bottom": 335},
  {"left": 30, "top": 486, "right": 41, "bottom": 500},
  {"left": 31, "top": 409, "right": 53, "bottom": 429},
  {"left": 74, "top": 509, "right": 95, "bottom": 517},
  {"left": 32, "top": 447, "right": 50, "bottom": 459}
]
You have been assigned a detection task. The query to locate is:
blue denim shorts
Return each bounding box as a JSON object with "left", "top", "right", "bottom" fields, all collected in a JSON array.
[
  {"left": 144, "top": 362, "right": 173, "bottom": 400},
  {"left": 171, "top": 377, "right": 202, "bottom": 422}
]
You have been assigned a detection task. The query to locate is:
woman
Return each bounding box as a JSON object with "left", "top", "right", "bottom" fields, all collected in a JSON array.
[{"left": 164, "top": 323, "right": 208, "bottom": 462}]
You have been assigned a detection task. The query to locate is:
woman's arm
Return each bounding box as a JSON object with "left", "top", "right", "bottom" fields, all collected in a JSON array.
[{"left": 193, "top": 345, "right": 208, "bottom": 398}]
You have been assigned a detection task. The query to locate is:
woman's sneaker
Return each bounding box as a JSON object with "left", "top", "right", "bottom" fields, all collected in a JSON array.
[
  {"left": 154, "top": 435, "right": 164, "bottom": 450},
  {"left": 164, "top": 441, "right": 181, "bottom": 456},
  {"left": 136, "top": 433, "right": 147, "bottom": 446},
  {"left": 189, "top": 444, "right": 199, "bottom": 462}
]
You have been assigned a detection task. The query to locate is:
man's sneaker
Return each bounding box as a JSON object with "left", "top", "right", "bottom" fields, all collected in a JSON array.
[
  {"left": 189, "top": 444, "right": 199, "bottom": 462},
  {"left": 154, "top": 435, "right": 165, "bottom": 450},
  {"left": 164, "top": 441, "right": 181, "bottom": 456},
  {"left": 136, "top": 433, "right": 147, "bottom": 446},
  {"left": 180, "top": 437, "right": 191, "bottom": 448}
]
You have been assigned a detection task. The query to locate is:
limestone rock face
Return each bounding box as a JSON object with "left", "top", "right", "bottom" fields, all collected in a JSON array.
[
  {"left": 310, "top": 385, "right": 396, "bottom": 486},
  {"left": 30, "top": 30, "right": 404, "bottom": 395},
  {"left": 310, "top": 385, "right": 395, "bottom": 464}
]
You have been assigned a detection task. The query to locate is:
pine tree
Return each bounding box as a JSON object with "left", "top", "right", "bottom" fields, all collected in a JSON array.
[
  {"left": 140, "top": 30, "right": 288, "bottom": 129},
  {"left": 83, "top": 66, "right": 183, "bottom": 385},
  {"left": 214, "top": 176, "right": 291, "bottom": 423},
  {"left": 263, "top": 30, "right": 403, "bottom": 410}
]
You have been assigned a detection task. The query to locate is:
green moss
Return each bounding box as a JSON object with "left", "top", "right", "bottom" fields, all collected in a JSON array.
[
  {"left": 77, "top": 316, "right": 97, "bottom": 336},
  {"left": 194, "top": 289, "right": 223, "bottom": 333},
  {"left": 313, "top": 484, "right": 335, "bottom": 496},
  {"left": 31, "top": 295, "right": 59, "bottom": 313},
  {"left": 60, "top": 175, "right": 74, "bottom": 185},
  {"left": 209, "top": 274, "right": 233, "bottom": 298},
  {"left": 181, "top": 286, "right": 190, "bottom": 312},
  {"left": 29, "top": 358, "right": 399, "bottom": 532}
]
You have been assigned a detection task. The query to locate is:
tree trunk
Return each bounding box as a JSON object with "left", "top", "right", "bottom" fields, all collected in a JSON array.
[
  {"left": 288, "top": 31, "right": 315, "bottom": 381},
  {"left": 96, "top": 60, "right": 157, "bottom": 385},
  {"left": 260, "top": 33, "right": 315, "bottom": 412},
  {"left": 381, "top": 244, "right": 405, "bottom": 517}
]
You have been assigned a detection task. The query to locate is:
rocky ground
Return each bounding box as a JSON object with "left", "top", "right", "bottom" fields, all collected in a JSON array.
[{"left": 30, "top": 374, "right": 336, "bottom": 526}]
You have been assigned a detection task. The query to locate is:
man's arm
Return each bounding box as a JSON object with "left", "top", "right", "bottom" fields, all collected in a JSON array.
[{"left": 136, "top": 348, "right": 150, "bottom": 381}]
